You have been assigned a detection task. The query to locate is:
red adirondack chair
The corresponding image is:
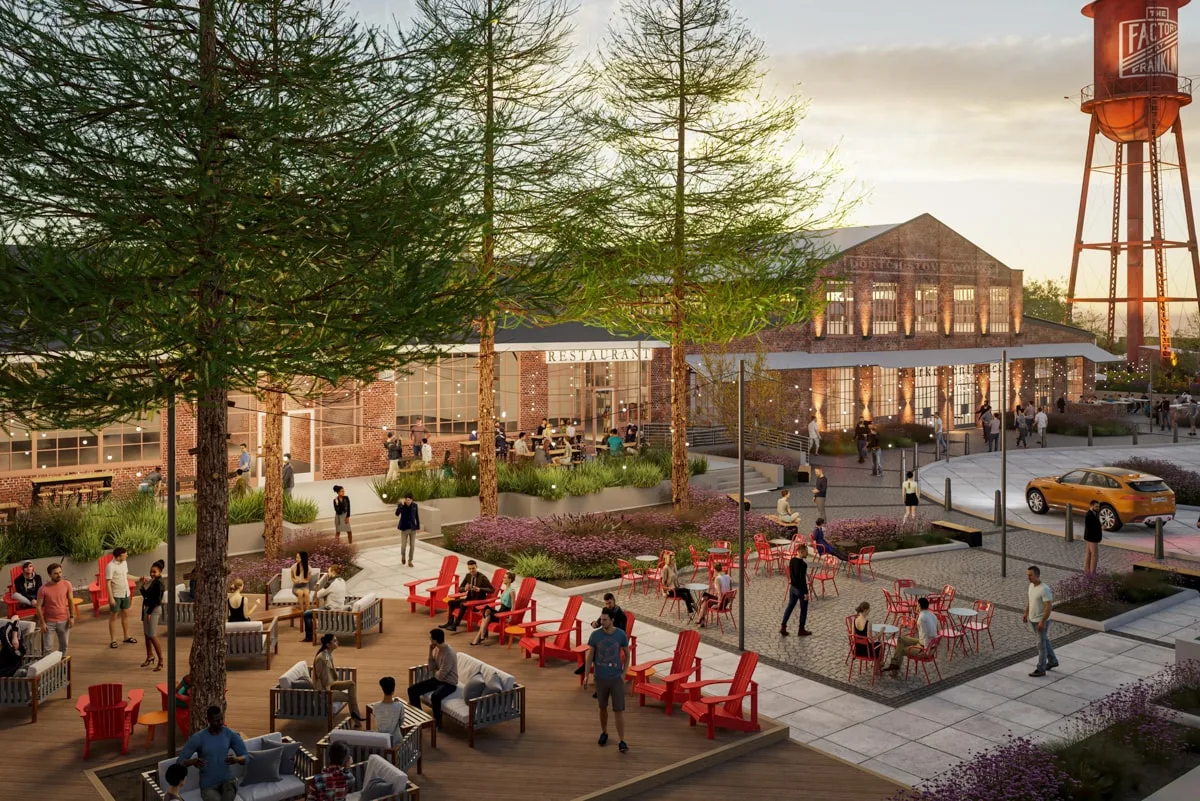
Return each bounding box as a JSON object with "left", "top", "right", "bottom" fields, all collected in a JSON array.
[
  {"left": 632, "top": 629, "right": 702, "bottom": 715},
  {"left": 403, "top": 555, "right": 459, "bottom": 617},
  {"left": 3, "top": 565, "right": 36, "bottom": 620},
  {"left": 518, "top": 596, "right": 583, "bottom": 667},
  {"left": 680, "top": 651, "right": 760, "bottom": 739},
  {"left": 77, "top": 683, "right": 143, "bottom": 758},
  {"left": 575, "top": 612, "right": 638, "bottom": 685},
  {"left": 489, "top": 577, "right": 538, "bottom": 645},
  {"left": 461, "top": 568, "right": 508, "bottom": 632},
  {"left": 87, "top": 554, "right": 137, "bottom": 617}
]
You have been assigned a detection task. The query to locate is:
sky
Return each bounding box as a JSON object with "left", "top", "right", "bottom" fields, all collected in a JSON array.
[{"left": 346, "top": 0, "right": 1200, "bottom": 319}]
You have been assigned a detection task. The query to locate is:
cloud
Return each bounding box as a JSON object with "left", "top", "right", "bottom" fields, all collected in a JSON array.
[{"left": 767, "top": 36, "right": 1200, "bottom": 182}]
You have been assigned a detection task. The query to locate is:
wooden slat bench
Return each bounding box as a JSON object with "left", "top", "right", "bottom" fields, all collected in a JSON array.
[
  {"left": 1133, "top": 561, "right": 1200, "bottom": 591},
  {"left": 931, "top": 520, "right": 983, "bottom": 547},
  {"left": 796, "top": 465, "right": 811, "bottom": 483},
  {"left": 765, "top": 514, "right": 799, "bottom": 530}
]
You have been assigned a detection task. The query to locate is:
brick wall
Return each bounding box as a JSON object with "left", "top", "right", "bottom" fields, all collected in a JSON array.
[{"left": 518, "top": 352, "right": 548, "bottom": 432}]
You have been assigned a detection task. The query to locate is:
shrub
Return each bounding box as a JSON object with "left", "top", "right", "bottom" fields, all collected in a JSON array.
[
  {"left": 511, "top": 552, "right": 569, "bottom": 580},
  {"left": 626, "top": 462, "right": 665, "bottom": 488},
  {"left": 66, "top": 516, "right": 108, "bottom": 562},
  {"left": 176, "top": 502, "right": 198, "bottom": 537},
  {"left": 689, "top": 456, "right": 708, "bottom": 475},
  {"left": 1055, "top": 571, "right": 1120, "bottom": 607},
  {"left": 108, "top": 521, "right": 163, "bottom": 555},
  {"left": 227, "top": 528, "right": 359, "bottom": 594},
  {"left": 894, "top": 737, "right": 1077, "bottom": 801},
  {"left": 826, "top": 515, "right": 930, "bottom": 550},
  {"left": 283, "top": 494, "right": 319, "bottom": 524}
]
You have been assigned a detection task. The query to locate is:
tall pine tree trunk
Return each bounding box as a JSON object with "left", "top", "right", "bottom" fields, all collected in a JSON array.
[
  {"left": 263, "top": 388, "right": 284, "bottom": 559},
  {"left": 478, "top": 3, "right": 498, "bottom": 518},
  {"left": 190, "top": 387, "right": 230, "bottom": 728},
  {"left": 670, "top": 0, "right": 690, "bottom": 511}
]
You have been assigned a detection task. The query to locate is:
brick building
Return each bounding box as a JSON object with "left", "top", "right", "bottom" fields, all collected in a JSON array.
[{"left": 0, "top": 214, "right": 1118, "bottom": 506}]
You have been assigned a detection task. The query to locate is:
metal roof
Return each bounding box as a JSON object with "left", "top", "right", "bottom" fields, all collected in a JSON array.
[
  {"left": 687, "top": 342, "right": 1124, "bottom": 373},
  {"left": 802, "top": 222, "right": 902, "bottom": 255}
]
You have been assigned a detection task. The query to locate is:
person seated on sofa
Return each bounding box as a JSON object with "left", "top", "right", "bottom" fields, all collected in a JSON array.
[
  {"left": 407, "top": 628, "right": 458, "bottom": 730},
  {"left": 440, "top": 560, "right": 493, "bottom": 632},
  {"left": 374, "top": 676, "right": 405, "bottom": 740},
  {"left": 177, "top": 706, "right": 248, "bottom": 801},
  {"left": 301, "top": 565, "right": 347, "bottom": 643},
  {"left": 313, "top": 633, "right": 365, "bottom": 725},
  {"left": 163, "top": 763, "right": 188, "bottom": 801},
  {"left": 306, "top": 740, "right": 354, "bottom": 801},
  {"left": 10, "top": 560, "right": 41, "bottom": 610}
]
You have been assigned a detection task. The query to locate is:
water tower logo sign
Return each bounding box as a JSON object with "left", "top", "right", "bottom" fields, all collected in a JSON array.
[{"left": 1119, "top": 6, "right": 1179, "bottom": 78}]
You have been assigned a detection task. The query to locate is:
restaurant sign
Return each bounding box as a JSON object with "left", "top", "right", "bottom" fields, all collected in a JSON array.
[{"left": 545, "top": 348, "right": 650, "bottom": 364}]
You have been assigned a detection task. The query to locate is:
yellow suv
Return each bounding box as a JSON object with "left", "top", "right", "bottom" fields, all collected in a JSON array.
[{"left": 1025, "top": 467, "right": 1174, "bottom": 532}]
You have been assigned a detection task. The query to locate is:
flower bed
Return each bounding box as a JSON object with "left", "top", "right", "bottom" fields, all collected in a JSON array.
[
  {"left": 824, "top": 515, "right": 949, "bottom": 553},
  {"left": 225, "top": 529, "right": 360, "bottom": 594},
  {"left": 370, "top": 449, "right": 705, "bottom": 503},
  {"left": 895, "top": 661, "right": 1200, "bottom": 801},
  {"left": 444, "top": 489, "right": 785, "bottom": 580},
  {"left": 813, "top": 422, "right": 935, "bottom": 456},
  {"left": 1113, "top": 457, "right": 1200, "bottom": 506},
  {"left": 1055, "top": 569, "right": 1180, "bottom": 620}
]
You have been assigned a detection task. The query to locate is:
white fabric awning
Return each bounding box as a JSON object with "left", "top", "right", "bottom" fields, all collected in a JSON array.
[{"left": 687, "top": 342, "right": 1123, "bottom": 372}]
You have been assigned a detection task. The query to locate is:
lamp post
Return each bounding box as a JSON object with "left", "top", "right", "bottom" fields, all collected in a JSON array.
[
  {"left": 737, "top": 358, "right": 745, "bottom": 652},
  {"left": 166, "top": 392, "right": 178, "bottom": 752},
  {"left": 1001, "top": 351, "right": 1008, "bottom": 578}
]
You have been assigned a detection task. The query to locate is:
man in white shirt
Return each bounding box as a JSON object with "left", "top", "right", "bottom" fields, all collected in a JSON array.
[
  {"left": 566, "top": 421, "right": 576, "bottom": 442},
  {"left": 420, "top": 437, "right": 433, "bottom": 465},
  {"left": 988, "top": 414, "right": 1001, "bottom": 453},
  {"left": 302, "top": 565, "right": 347, "bottom": 643},
  {"left": 884, "top": 596, "right": 939, "bottom": 672},
  {"left": 1023, "top": 565, "right": 1059, "bottom": 676},
  {"left": 933, "top": 413, "right": 947, "bottom": 455},
  {"left": 807, "top": 418, "right": 820, "bottom": 454},
  {"left": 106, "top": 547, "right": 134, "bottom": 648},
  {"left": 1034, "top": 408, "right": 1048, "bottom": 441},
  {"left": 374, "top": 676, "right": 405, "bottom": 741}
]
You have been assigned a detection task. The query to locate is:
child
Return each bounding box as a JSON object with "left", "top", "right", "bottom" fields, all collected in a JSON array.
[{"left": 164, "top": 763, "right": 188, "bottom": 800}]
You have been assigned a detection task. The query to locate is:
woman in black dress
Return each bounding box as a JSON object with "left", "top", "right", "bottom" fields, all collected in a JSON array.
[
  {"left": 852, "top": 601, "right": 885, "bottom": 669},
  {"left": 139, "top": 559, "right": 166, "bottom": 670},
  {"left": 227, "top": 578, "right": 258, "bottom": 622}
]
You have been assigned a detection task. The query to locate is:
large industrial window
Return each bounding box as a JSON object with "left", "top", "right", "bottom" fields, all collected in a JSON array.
[
  {"left": 953, "top": 286, "right": 976, "bottom": 333},
  {"left": 872, "top": 283, "right": 898, "bottom": 335},
  {"left": 102, "top": 414, "right": 161, "bottom": 465},
  {"left": 914, "top": 367, "right": 938, "bottom": 424},
  {"left": 0, "top": 425, "right": 33, "bottom": 473},
  {"left": 494, "top": 353, "right": 519, "bottom": 433},
  {"left": 0, "top": 415, "right": 160, "bottom": 473},
  {"left": 872, "top": 367, "right": 898, "bottom": 419},
  {"left": 825, "top": 368, "right": 855, "bottom": 430},
  {"left": 1067, "top": 358, "right": 1083, "bottom": 402},
  {"left": 319, "top": 386, "right": 362, "bottom": 447},
  {"left": 915, "top": 284, "right": 938, "bottom": 333},
  {"left": 825, "top": 283, "right": 853, "bottom": 336},
  {"left": 952, "top": 364, "right": 975, "bottom": 426},
  {"left": 989, "top": 286, "right": 1011, "bottom": 333},
  {"left": 1035, "top": 358, "right": 1054, "bottom": 410},
  {"left": 395, "top": 355, "right": 480, "bottom": 435}
]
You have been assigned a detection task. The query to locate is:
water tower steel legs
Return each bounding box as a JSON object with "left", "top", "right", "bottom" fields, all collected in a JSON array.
[
  {"left": 1106, "top": 143, "right": 1124, "bottom": 348},
  {"left": 1067, "top": 116, "right": 1099, "bottom": 328},
  {"left": 1129, "top": 139, "right": 1146, "bottom": 363},
  {"left": 1173, "top": 120, "right": 1200, "bottom": 330}
]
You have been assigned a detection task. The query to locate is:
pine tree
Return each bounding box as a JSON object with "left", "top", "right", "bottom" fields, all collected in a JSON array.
[
  {"left": 0, "top": 0, "right": 488, "bottom": 726},
  {"left": 574, "top": 0, "right": 852, "bottom": 508},
  {"left": 407, "top": 0, "right": 592, "bottom": 516}
]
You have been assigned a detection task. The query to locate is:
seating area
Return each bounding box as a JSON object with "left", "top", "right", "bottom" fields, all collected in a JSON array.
[
  {"left": 270, "top": 660, "right": 354, "bottom": 732},
  {"left": 227, "top": 617, "right": 279, "bottom": 670},
  {"left": 312, "top": 593, "right": 384, "bottom": 649},
  {"left": 0, "top": 649, "right": 71, "bottom": 722},
  {"left": 316, "top": 722, "right": 421, "bottom": 776},
  {"left": 407, "top": 650, "right": 526, "bottom": 748},
  {"left": 142, "top": 732, "right": 315, "bottom": 801}
]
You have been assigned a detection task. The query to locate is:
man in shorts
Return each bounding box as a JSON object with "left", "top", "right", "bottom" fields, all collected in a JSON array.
[
  {"left": 583, "top": 609, "right": 632, "bottom": 753},
  {"left": 107, "top": 547, "right": 134, "bottom": 648}
]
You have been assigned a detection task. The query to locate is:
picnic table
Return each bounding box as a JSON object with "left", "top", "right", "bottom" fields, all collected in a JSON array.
[{"left": 30, "top": 471, "right": 114, "bottom": 505}]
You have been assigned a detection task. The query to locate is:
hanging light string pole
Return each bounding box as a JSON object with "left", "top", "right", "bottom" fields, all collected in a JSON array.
[
  {"left": 1001, "top": 350, "right": 1008, "bottom": 578},
  {"left": 737, "top": 357, "right": 746, "bottom": 652},
  {"left": 166, "top": 390, "right": 178, "bottom": 753}
]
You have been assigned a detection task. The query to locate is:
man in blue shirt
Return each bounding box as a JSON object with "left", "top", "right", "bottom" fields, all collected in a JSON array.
[
  {"left": 177, "top": 706, "right": 248, "bottom": 801},
  {"left": 237, "top": 443, "right": 251, "bottom": 475},
  {"left": 583, "top": 610, "right": 632, "bottom": 753}
]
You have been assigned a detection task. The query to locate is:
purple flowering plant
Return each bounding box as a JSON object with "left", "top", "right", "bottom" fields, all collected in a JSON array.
[{"left": 226, "top": 529, "right": 359, "bottom": 594}]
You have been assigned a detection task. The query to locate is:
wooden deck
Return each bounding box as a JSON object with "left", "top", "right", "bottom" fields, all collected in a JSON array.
[{"left": 0, "top": 597, "right": 901, "bottom": 800}]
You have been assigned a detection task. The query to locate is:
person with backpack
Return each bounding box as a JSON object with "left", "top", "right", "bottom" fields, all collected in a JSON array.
[{"left": 0, "top": 617, "right": 26, "bottom": 677}]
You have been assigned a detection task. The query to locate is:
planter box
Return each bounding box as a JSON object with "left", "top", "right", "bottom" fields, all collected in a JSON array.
[
  {"left": 1177, "top": 634, "right": 1200, "bottom": 666},
  {"left": 1052, "top": 587, "right": 1200, "bottom": 632},
  {"left": 1141, "top": 760, "right": 1200, "bottom": 801},
  {"left": 870, "top": 541, "right": 969, "bottom": 560},
  {"left": 417, "top": 483, "right": 672, "bottom": 535}
]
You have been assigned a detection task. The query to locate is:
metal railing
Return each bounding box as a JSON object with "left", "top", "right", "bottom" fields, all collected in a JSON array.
[
  {"left": 641, "top": 422, "right": 811, "bottom": 462},
  {"left": 1081, "top": 75, "right": 1193, "bottom": 107}
]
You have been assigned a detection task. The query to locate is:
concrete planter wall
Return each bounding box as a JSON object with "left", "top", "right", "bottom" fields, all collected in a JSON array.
[
  {"left": 1177, "top": 635, "right": 1200, "bottom": 666},
  {"left": 417, "top": 482, "right": 672, "bottom": 535},
  {"left": 1052, "top": 587, "right": 1200, "bottom": 632},
  {"left": 870, "top": 542, "right": 969, "bottom": 561}
]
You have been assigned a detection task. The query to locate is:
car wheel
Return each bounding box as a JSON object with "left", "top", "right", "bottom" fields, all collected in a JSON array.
[
  {"left": 1099, "top": 504, "right": 1123, "bottom": 532},
  {"left": 1146, "top": 521, "right": 1158, "bottom": 528},
  {"left": 1026, "top": 489, "right": 1048, "bottom": 514}
]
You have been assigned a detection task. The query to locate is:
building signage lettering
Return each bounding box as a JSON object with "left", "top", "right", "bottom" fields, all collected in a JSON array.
[
  {"left": 1120, "top": 7, "right": 1178, "bottom": 78},
  {"left": 545, "top": 348, "right": 650, "bottom": 364}
]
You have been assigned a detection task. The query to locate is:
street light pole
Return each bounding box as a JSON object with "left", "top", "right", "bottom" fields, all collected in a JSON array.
[
  {"left": 1001, "top": 351, "right": 1008, "bottom": 578},
  {"left": 166, "top": 391, "right": 178, "bottom": 752},
  {"left": 737, "top": 358, "right": 745, "bottom": 652}
]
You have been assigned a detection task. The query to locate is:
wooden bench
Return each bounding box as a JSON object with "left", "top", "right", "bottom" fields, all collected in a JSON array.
[
  {"left": 796, "top": 465, "right": 811, "bottom": 483},
  {"left": 765, "top": 514, "right": 799, "bottom": 530},
  {"left": 1133, "top": 561, "right": 1200, "bottom": 591},
  {"left": 726, "top": 493, "right": 751, "bottom": 511},
  {"left": 0, "top": 502, "right": 19, "bottom": 522},
  {"left": 931, "top": 520, "right": 983, "bottom": 547}
]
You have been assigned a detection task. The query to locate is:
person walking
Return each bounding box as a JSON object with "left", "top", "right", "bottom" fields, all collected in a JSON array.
[
  {"left": 776, "top": 489, "right": 801, "bottom": 524},
  {"left": 901, "top": 471, "right": 920, "bottom": 523},
  {"left": 106, "top": 547, "right": 135, "bottom": 649},
  {"left": 867, "top": 424, "right": 883, "bottom": 476},
  {"left": 811, "top": 466, "right": 827, "bottom": 520},
  {"left": 583, "top": 609, "right": 632, "bottom": 753},
  {"left": 138, "top": 560, "right": 166, "bottom": 671},
  {"left": 933, "top": 412, "right": 948, "bottom": 456},
  {"left": 988, "top": 413, "right": 1001, "bottom": 453},
  {"left": 282, "top": 453, "right": 295, "bottom": 497},
  {"left": 176, "top": 706, "right": 248, "bottom": 801},
  {"left": 385, "top": 432, "right": 403, "bottom": 480},
  {"left": 395, "top": 492, "right": 420, "bottom": 568},
  {"left": 1023, "top": 565, "right": 1059, "bottom": 677},
  {"left": 331, "top": 485, "right": 353, "bottom": 544},
  {"left": 1190, "top": 399, "right": 1198, "bottom": 436},
  {"left": 1083, "top": 500, "right": 1103, "bottom": 574},
  {"left": 237, "top": 443, "right": 252, "bottom": 478},
  {"left": 807, "top": 418, "right": 820, "bottom": 454},
  {"left": 410, "top": 419, "right": 429, "bottom": 459},
  {"left": 854, "top": 417, "right": 869, "bottom": 463},
  {"left": 1159, "top": 398, "right": 1171, "bottom": 431},
  {"left": 1034, "top": 407, "right": 1048, "bottom": 442},
  {"left": 780, "top": 544, "right": 811, "bottom": 636},
  {"left": 35, "top": 562, "right": 75, "bottom": 654},
  {"left": 408, "top": 628, "right": 458, "bottom": 731},
  {"left": 1015, "top": 406, "right": 1029, "bottom": 448}
]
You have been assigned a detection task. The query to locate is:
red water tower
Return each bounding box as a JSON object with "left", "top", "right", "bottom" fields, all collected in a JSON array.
[{"left": 1066, "top": 0, "right": 1200, "bottom": 365}]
